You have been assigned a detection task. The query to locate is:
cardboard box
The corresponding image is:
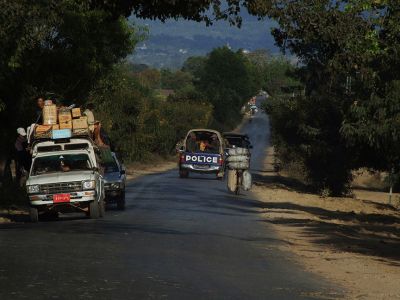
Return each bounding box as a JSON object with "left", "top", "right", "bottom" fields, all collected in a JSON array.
[
  {"left": 58, "top": 109, "right": 72, "bottom": 123},
  {"left": 52, "top": 124, "right": 60, "bottom": 130},
  {"left": 59, "top": 122, "right": 72, "bottom": 129},
  {"left": 72, "top": 116, "right": 88, "bottom": 129},
  {"left": 72, "top": 108, "right": 81, "bottom": 118},
  {"left": 59, "top": 114, "right": 72, "bottom": 123},
  {"left": 73, "top": 128, "right": 89, "bottom": 135},
  {"left": 42, "top": 105, "right": 57, "bottom": 125},
  {"left": 35, "top": 125, "right": 52, "bottom": 133}
]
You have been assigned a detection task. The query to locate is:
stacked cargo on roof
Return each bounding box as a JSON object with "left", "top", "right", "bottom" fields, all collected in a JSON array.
[{"left": 32, "top": 100, "right": 89, "bottom": 141}]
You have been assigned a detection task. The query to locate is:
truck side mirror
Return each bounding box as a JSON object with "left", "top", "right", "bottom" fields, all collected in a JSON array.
[{"left": 177, "top": 146, "right": 185, "bottom": 153}]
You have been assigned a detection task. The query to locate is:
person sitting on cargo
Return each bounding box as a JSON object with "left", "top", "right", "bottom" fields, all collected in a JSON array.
[
  {"left": 83, "top": 103, "right": 95, "bottom": 133},
  {"left": 34, "top": 96, "right": 45, "bottom": 124},
  {"left": 186, "top": 132, "right": 198, "bottom": 153}
]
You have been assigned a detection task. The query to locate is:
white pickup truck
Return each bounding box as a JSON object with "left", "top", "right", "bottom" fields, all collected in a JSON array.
[{"left": 26, "top": 135, "right": 105, "bottom": 222}]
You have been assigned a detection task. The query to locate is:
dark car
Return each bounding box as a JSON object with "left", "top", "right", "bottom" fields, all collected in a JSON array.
[
  {"left": 178, "top": 129, "right": 225, "bottom": 179},
  {"left": 103, "top": 152, "right": 126, "bottom": 210},
  {"left": 223, "top": 132, "right": 252, "bottom": 150}
]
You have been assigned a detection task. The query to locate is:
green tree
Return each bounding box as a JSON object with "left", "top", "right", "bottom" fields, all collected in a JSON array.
[
  {"left": 160, "top": 69, "right": 193, "bottom": 90},
  {"left": 198, "top": 47, "right": 261, "bottom": 129},
  {"left": 181, "top": 56, "right": 207, "bottom": 81},
  {"left": 0, "top": 1, "right": 141, "bottom": 159},
  {"left": 248, "top": 0, "right": 400, "bottom": 194}
]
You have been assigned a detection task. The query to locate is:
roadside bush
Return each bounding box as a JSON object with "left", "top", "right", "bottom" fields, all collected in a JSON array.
[
  {"left": 265, "top": 94, "right": 353, "bottom": 196},
  {"left": 89, "top": 64, "right": 213, "bottom": 162},
  {"left": 0, "top": 182, "right": 27, "bottom": 207},
  {"left": 197, "top": 47, "right": 261, "bottom": 130}
]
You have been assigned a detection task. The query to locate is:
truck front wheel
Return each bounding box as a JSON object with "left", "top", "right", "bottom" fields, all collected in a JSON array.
[
  {"left": 89, "top": 201, "right": 100, "bottom": 219},
  {"left": 29, "top": 207, "right": 39, "bottom": 223}
]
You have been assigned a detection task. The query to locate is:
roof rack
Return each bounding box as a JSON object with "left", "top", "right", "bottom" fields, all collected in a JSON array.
[{"left": 30, "top": 129, "right": 94, "bottom": 147}]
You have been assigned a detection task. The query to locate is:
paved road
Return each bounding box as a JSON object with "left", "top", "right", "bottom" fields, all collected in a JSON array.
[{"left": 0, "top": 112, "right": 341, "bottom": 299}]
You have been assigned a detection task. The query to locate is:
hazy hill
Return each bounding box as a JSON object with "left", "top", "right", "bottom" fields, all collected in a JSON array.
[{"left": 131, "top": 14, "right": 278, "bottom": 69}]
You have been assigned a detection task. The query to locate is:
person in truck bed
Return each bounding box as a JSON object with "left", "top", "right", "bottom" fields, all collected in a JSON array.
[
  {"left": 206, "top": 134, "right": 220, "bottom": 154},
  {"left": 186, "top": 132, "right": 199, "bottom": 153}
]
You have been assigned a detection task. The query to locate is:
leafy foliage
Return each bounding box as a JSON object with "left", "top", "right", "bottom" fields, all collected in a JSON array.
[
  {"left": 247, "top": 0, "right": 400, "bottom": 195},
  {"left": 0, "top": 0, "right": 141, "bottom": 157},
  {"left": 197, "top": 46, "right": 261, "bottom": 129},
  {"left": 89, "top": 64, "right": 213, "bottom": 161}
]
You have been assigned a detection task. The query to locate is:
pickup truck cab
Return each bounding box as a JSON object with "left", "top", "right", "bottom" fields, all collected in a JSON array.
[
  {"left": 26, "top": 136, "right": 105, "bottom": 222},
  {"left": 178, "top": 129, "right": 225, "bottom": 179}
]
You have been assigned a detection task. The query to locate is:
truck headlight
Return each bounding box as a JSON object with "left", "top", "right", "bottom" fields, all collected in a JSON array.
[
  {"left": 110, "top": 182, "right": 121, "bottom": 189},
  {"left": 82, "top": 180, "right": 96, "bottom": 190},
  {"left": 27, "top": 185, "right": 40, "bottom": 194}
]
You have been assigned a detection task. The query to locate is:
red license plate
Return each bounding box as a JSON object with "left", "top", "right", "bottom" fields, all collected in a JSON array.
[{"left": 53, "top": 193, "right": 71, "bottom": 203}]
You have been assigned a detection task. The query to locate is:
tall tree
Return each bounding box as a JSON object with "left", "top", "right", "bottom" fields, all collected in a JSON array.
[{"left": 198, "top": 47, "right": 260, "bottom": 129}]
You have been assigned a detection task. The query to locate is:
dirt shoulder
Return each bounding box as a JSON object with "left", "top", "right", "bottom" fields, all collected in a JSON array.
[
  {"left": 0, "top": 158, "right": 177, "bottom": 224},
  {"left": 252, "top": 147, "right": 400, "bottom": 299},
  {"left": 125, "top": 158, "right": 176, "bottom": 180}
]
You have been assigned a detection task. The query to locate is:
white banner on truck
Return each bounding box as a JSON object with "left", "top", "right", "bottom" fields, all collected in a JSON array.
[{"left": 185, "top": 154, "right": 219, "bottom": 164}]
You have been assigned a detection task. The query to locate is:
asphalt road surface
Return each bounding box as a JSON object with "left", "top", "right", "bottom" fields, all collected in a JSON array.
[{"left": 0, "top": 112, "right": 342, "bottom": 299}]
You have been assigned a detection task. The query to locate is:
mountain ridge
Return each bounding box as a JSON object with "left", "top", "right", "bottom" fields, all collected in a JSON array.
[{"left": 131, "top": 15, "right": 278, "bottom": 69}]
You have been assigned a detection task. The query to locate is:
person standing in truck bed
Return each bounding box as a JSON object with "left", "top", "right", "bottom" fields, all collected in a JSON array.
[{"left": 186, "top": 132, "right": 198, "bottom": 153}]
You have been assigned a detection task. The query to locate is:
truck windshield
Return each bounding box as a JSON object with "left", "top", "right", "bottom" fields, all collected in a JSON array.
[
  {"left": 103, "top": 158, "right": 119, "bottom": 173},
  {"left": 31, "top": 154, "right": 92, "bottom": 176}
]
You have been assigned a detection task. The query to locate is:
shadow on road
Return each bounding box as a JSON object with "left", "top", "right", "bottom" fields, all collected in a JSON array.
[
  {"left": 253, "top": 171, "right": 313, "bottom": 194},
  {"left": 242, "top": 173, "right": 400, "bottom": 265}
]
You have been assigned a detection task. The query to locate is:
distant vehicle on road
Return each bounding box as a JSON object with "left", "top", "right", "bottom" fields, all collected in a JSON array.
[
  {"left": 103, "top": 152, "right": 126, "bottom": 210},
  {"left": 26, "top": 135, "right": 106, "bottom": 222},
  {"left": 177, "top": 129, "right": 225, "bottom": 179},
  {"left": 249, "top": 105, "right": 258, "bottom": 122}
]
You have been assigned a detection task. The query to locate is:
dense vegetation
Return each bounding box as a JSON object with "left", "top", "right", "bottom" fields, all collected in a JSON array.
[
  {"left": 259, "top": 0, "right": 400, "bottom": 195},
  {"left": 2, "top": 0, "right": 400, "bottom": 199},
  {"left": 0, "top": 0, "right": 270, "bottom": 202},
  {"left": 92, "top": 46, "right": 267, "bottom": 161}
]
